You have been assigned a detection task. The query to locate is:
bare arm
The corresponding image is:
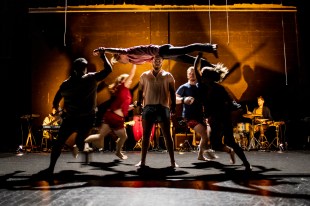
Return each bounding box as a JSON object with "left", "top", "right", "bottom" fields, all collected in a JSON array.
[
  {"left": 194, "top": 52, "right": 203, "bottom": 83},
  {"left": 176, "top": 94, "right": 183, "bottom": 105},
  {"left": 124, "top": 64, "right": 137, "bottom": 88},
  {"left": 136, "top": 81, "right": 144, "bottom": 114},
  {"left": 169, "top": 81, "right": 176, "bottom": 115},
  {"left": 93, "top": 47, "right": 127, "bottom": 56},
  {"left": 95, "top": 50, "right": 113, "bottom": 81}
]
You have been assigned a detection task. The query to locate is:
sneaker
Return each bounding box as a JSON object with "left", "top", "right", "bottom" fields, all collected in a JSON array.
[
  {"left": 72, "top": 145, "right": 79, "bottom": 158},
  {"left": 205, "top": 149, "right": 219, "bottom": 159},
  {"left": 245, "top": 164, "right": 253, "bottom": 173},
  {"left": 135, "top": 161, "right": 146, "bottom": 167},
  {"left": 33, "top": 168, "right": 54, "bottom": 181}
]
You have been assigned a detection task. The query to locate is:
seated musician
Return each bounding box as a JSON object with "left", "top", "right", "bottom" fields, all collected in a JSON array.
[
  {"left": 247, "top": 96, "right": 274, "bottom": 144},
  {"left": 42, "top": 108, "right": 62, "bottom": 140}
]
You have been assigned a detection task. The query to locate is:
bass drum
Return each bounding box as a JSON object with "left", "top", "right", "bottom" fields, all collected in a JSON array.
[
  {"left": 237, "top": 122, "right": 251, "bottom": 133},
  {"left": 234, "top": 132, "right": 248, "bottom": 150},
  {"left": 132, "top": 115, "right": 155, "bottom": 141}
]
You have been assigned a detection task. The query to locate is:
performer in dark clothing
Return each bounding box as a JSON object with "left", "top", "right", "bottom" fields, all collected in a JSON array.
[
  {"left": 39, "top": 49, "right": 113, "bottom": 176},
  {"left": 194, "top": 52, "right": 252, "bottom": 172}
]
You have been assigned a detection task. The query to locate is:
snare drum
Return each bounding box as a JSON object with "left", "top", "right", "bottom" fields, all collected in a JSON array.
[
  {"left": 237, "top": 122, "right": 251, "bottom": 133},
  {"left": 254, "top": 123, "right": 268, "bottom": 133}
]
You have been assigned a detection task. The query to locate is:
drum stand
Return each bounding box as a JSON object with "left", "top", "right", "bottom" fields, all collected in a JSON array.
[
  {"left": 257, "top": 123, "right": 269, "bottom": 150},
  {"left": 268, "top": 124, "right": 283, "bottom": 151},
  {"left": 247, "top": 118, "right": 260, "bottom": 151},
  {"left": 20, "top": 115, "right": 38, "bottom": 152},
  {"left": 133, "top": 139, "right": 142, "bottom": 150}
]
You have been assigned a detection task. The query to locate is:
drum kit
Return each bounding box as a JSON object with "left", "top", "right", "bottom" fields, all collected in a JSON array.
[
  {"left": 235, "top": 113, "right": 270, "bottom": 151},
  {"left": 237, "top": 113, "right": 285, "bottom": 151}
]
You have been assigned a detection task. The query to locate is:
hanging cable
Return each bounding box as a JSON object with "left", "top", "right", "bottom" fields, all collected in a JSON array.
[
  {"left": 294, "top": 13, "right": 300, "bottom": 72},
  {"left": 208, "top": 0, "right": 212, "bottom": 43},
  {"left": 281, "top": 13, "right": 288, "bottom": 85},
  {"left": 64, "top": 0, "right": 67, "bottom": 46},
  {"left": 226, "top": 0, "right": 230, "bottom": 45}
]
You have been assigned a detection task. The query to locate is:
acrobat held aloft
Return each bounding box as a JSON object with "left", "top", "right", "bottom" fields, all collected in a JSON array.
[{"left": 93, "top": 43, "right": 219, "bottom": 67}]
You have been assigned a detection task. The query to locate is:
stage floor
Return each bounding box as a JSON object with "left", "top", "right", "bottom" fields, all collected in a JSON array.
[{"left": 0, "top": 150, "right": 309, "bottom": 206}]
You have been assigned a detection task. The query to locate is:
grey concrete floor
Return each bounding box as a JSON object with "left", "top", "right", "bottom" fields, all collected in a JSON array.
[{"left": 0, "top": 150, "right": 310, "bottom": 206}]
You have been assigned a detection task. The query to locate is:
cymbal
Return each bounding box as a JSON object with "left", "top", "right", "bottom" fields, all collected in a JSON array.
[
  {"left": 243, "top": 114, "right": 262, "bottom": 119},
  {"left": 256, "top": 118, "right": 269, "bottom": 122}
]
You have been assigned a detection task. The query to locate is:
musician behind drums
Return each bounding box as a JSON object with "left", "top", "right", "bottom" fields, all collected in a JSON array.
[
  {"left": 247, "top": 96, "right": 275, "bottom": 144},
  {"left": 42, "top": 108, "right": 62, "bottom": 141}
]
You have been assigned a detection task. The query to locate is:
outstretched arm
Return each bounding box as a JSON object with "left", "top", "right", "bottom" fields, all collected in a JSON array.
[{"left": 93, "top": 47, "right": 127, "bottom": 56}]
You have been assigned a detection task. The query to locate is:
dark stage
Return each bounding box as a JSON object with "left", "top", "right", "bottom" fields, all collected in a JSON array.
[{"left": 0, "top": 149, "right": 309, "bottom": 206}]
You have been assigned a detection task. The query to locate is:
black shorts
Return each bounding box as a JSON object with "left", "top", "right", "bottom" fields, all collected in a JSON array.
[{"left": 142, "top": 104, "right": 170, "bottom": 123}]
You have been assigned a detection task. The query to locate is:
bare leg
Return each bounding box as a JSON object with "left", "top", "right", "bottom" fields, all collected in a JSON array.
[
  {"left": 135, "top": 119, "right": 154, "bottom": 167},
  {"left": 159, "top": 43, "right": 218, "bottom": 58},
  {"left": 159, "top": 121, "right": 179, "bottom": 168},
  {"left": 194, "top": 124, "right": 218, "bottom": 160},
  {"left": 222, "top": 145, "right": 236, "bottom": 164},
  {"left": 114, "top": 128, "right": 128, "bottom": 160},
  {"left": 168, "top": 54, "right": 215, "bottom": 68},
  {"left": 84, "top": 124, "right": 112, "bottom": 151}
]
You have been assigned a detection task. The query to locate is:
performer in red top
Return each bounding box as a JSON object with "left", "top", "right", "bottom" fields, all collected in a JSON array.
[
  {"left": 84, "top": 64, "right": 137, "bottom": 160},
  {"left": 93, "top": 43, "right": 219, "bottom": 68}
]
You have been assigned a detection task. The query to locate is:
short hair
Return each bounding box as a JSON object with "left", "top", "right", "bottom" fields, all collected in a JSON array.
[
  {"left": 73, "top": 58, "right": 88, "bottom": 72},
  {"left": 257, "top": 96, "right": 264, "bottom": 101}
]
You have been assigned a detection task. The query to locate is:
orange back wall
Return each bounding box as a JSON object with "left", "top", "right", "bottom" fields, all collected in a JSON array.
[{"left": 29, "top": 11, "right": 299, "bottom": 126}]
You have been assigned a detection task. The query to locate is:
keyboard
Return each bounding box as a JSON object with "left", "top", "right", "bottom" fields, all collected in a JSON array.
[{"left": 42, "top": 125, "right": 61, "bottom": 130}]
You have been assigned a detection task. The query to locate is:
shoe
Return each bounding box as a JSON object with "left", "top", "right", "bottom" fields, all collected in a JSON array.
[
  {"left": 33, "top": 168, "right": 54, "bottom": 181},
  {"left": 205, "top": 149, "right": 219, "bottom": 159},
  {"left": 135, "top": 161, "right": 146, "bottom": 167},
  {"left": 245, "top": 164, "right": 253, "bottom": 173},
  {"left": 72, "top": 145, "right": 79, "bottom": 158},
  {"left": 229, "top": 148, "right": 236, "bottom": 164}
]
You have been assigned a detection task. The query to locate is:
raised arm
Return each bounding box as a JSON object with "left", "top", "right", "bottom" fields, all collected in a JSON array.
[
  {"left": 194, "top": 52, "right": 203, "bottom": 83},
  {"left": 95, "top": 50, "right": 113, "bottom": 81},
  {"left": 124, "top": 64, "right": 137, "bottom": 88},
  {"left": 52, "top": 89, "right": 63, "bottom": 111}
]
